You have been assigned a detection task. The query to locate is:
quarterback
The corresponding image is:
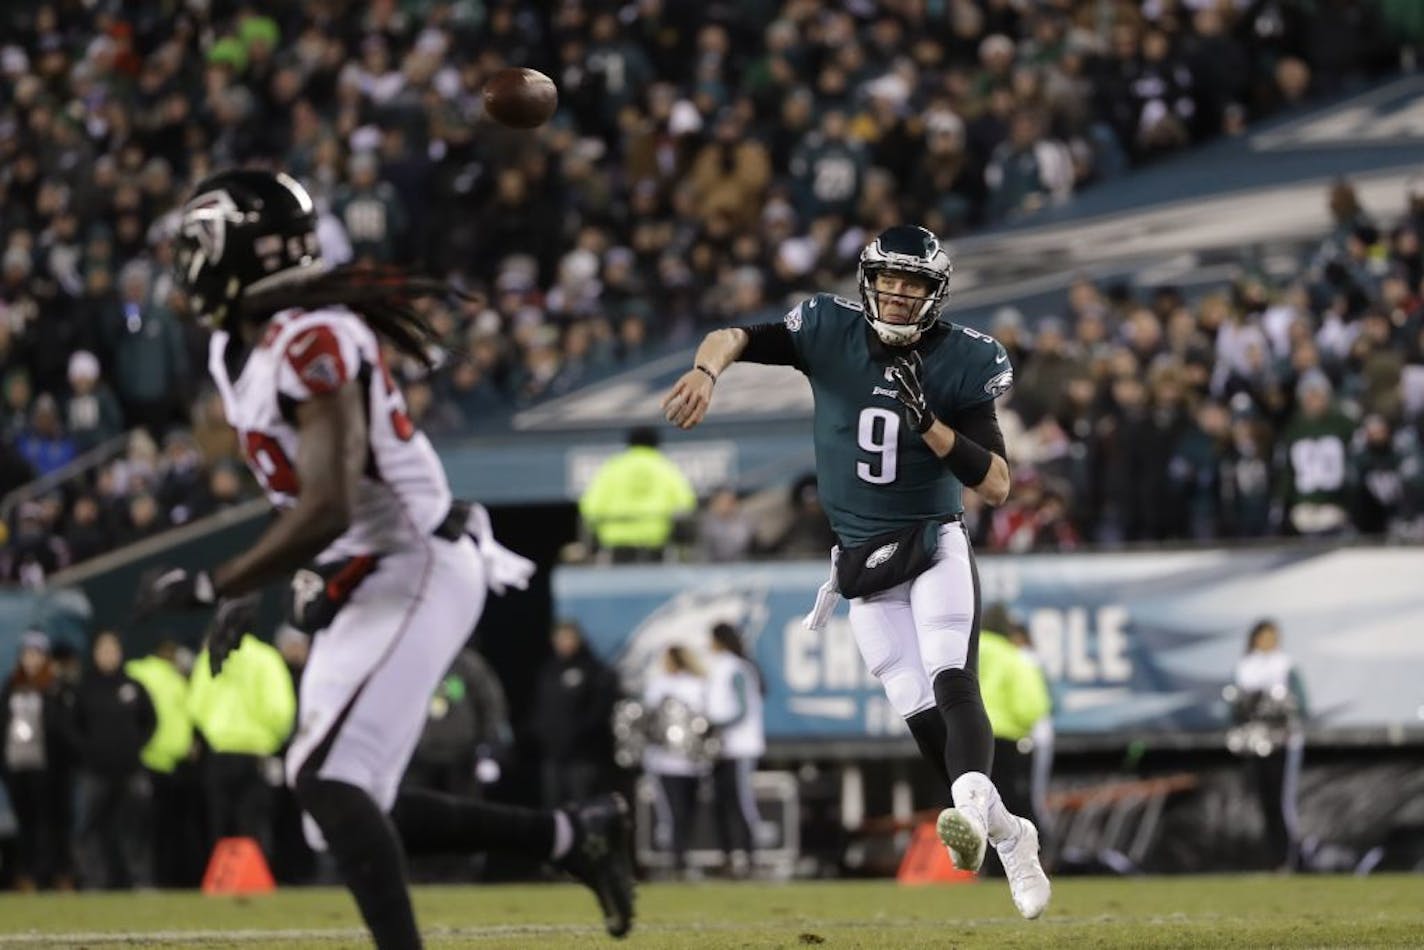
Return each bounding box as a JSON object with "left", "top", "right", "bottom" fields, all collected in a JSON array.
[
  {"left": 663, "top": 225, "right": 1050, "bottom": 918},
  {"left": 134, "top": 169, "right": 633, "bottom": 947}
]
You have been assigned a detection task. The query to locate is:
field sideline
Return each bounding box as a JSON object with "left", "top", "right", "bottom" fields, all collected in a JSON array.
[{"left": 0, "top": 875, "right": 1420, "bottom": 949}]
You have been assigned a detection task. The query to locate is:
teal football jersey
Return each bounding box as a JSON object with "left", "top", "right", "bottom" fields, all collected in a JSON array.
[{"left": 784, "top": 293, "right": 1013, "bottom": 545}]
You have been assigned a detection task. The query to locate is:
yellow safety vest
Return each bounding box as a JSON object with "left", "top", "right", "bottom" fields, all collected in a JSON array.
[
  {"left": 125, "top": 655, "right": 193, "bottom": 774},
  {"left": 578, "top": 446, "right": 697, "bottom": 548},
  {"left": 978, "top": 629, "right": 1052, "bottom": 742},
  {"left": 188, "top": 635, "right": 295, "bottom": 756}
]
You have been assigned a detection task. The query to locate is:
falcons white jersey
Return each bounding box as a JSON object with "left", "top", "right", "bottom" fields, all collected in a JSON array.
[{"left": 208, "top": 306, "right": 452, "bottom": 562}]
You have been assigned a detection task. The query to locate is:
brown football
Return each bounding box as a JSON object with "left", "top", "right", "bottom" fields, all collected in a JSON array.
[{"left": 483, "top": 67, "right": 558, "bottom": 129}]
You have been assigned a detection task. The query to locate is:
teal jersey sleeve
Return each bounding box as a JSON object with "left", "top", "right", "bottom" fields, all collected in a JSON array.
[
  {"left": 785, "top": 292, "right": 865, "bottom": 378},
  {"left": 951, "top": 325, "right": 1015, "bottom": 409}
]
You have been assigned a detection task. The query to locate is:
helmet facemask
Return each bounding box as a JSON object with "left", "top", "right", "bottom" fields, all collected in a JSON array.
[{"left": 857, "top": 226, "right": 952, "bottom": 347}]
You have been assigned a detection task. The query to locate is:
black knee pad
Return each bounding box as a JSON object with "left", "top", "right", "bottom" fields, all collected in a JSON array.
[{"left": 933, "top": 668, "right": 982, "bottom": 708}]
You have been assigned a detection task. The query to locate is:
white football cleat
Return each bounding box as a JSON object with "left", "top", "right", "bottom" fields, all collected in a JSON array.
[
  {"left": 936, "top": 806, "right": 986, "bottom": 873},
  {"left": 996, "top": 816, "right": 1051, "bottom": 920}
]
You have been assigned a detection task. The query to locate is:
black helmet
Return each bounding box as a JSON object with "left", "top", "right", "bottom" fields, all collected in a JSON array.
[
  {"left": 857, "top": 225, "right": 953, "bottom": 346},
  {"left": 174, "top": 169, "right": 323, "bottom": 328}
]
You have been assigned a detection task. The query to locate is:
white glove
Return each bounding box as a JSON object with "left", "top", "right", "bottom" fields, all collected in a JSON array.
[{"left": 464, "top": 502, "right": 536, "bottom": 596}]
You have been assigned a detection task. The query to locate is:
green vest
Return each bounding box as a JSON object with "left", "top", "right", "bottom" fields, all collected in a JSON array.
[
  {"left": 188, "top": 635, "right": 295, "bottom": 756},
  {"left": 784, "top": 293, "right": 1014, "bottom": 545},
  {"left": 978, "top": 630, "right": 1051, "bottom": 742},
  {"left": 578, "top": 446, "right": 697, "bottom": 548},
  {"left": 124, "top": 656, "right": 193, "bottom": 774}
]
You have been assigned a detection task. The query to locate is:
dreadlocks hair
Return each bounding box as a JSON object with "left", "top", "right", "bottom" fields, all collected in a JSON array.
[{"left": 240, "top": 264, "right": 465, "bottom": 369}]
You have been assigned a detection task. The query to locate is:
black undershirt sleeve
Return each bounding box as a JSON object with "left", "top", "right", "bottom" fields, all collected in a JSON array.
[
  {"left": 738, "top": 323, "right": 801, "bottom": 369},
  {"left": 947, "top": 399, "right": 1007, "bottom": 460}
]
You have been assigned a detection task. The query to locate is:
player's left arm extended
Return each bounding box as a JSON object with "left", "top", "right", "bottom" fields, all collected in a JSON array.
[{"left": 210, "top": 382, "right": 367, "bottom": 598}]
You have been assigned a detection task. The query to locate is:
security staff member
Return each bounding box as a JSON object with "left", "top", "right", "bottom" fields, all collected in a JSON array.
[
  {"left": 127, "top": 643, "right": 199, "bottom": 886},
  {"left": 578, "top": 427, "right": 696, "bottom": 562},
  {"left": 188, "top": 633, "right": 295, "bottom": 857},
  {"left": 978, "top": 606, "right": 1051, "bottom": 860}
]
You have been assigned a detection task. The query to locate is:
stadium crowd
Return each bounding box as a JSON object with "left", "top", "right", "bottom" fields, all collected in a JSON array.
[{"left": 0, "top": 1, "right": 1419, "bottom": 583}]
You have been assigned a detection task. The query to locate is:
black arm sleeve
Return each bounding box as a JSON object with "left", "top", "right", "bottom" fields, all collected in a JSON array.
[
  {"left": 738, "top": 323, "right": 801, "bottom": 368},
  {"left": 947, "top": 399, "right": 1007, "bottom": 459}
]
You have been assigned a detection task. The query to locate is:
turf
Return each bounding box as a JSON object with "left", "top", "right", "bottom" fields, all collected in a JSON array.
[{"left": 0, "top": 875, "right": 1420, "bottom": 949}]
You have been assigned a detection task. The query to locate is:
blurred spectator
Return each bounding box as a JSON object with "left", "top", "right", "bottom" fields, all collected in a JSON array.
[
  {"left": 63, "top": 494, "right": 111, "bottom": 565},
  {"left": 156, "top": 431, "right": 206, "bottom": 526},
  {"left": 1352, "top": 414, "right": 1422, "bottom": 536},
  {"left": 334, "top": 152, "right": 408, "bottom": 265},
  {"left": 697, "top": 487, "right": 756, "bottom": 562},
  {"left": 985, "top": 110, "right": 1074, "bottom": 222},
  {"left": 16, "top": 394, "right": 76, "bottom": 478},
  {"left": 1273, "top": 371, "right": 1354, "bottom": 536},
  {"left": 189, "top": 459, "right": 248, "bottom": 521},
  {"left": 0, "top": 631, "right": 66, "bottom": 891},
  {"left": 789, "top": 108, "right": 865, "bottom": 223},
  {"left": 1, "top": 501, "right": 71, "bottom": 588},
  {"left": 63, "top": 351, "right": 124, "bottom": 452},
  {"left": 403, "top": 647, "right": 512, "bottom": 882},
  {"left": 531, "top": 621, "right": 617, "bottom": 809},
  {"left": 705, "top": 622, "right": 764, "bottom": 879},
  {"left": 187, "top": 634, "right": 295, "bottom": 861},
  {"left": 643, "top": 645, "right": 709, "bottom": 877},
  {"left": 771, "top": 474, "right": 836, "bottom": 557},
  {"left": 101, "top": 261, "right": 189, "bottom": 439},
  {"left": 73, "top": 631, "right": 155, "bottom": 890},
  {"left": 405, "top": 648, "right": 512, "bottom": 799},
  {"left": 578, "top": 426, "right": 696, "bottom": 563},
  {"left": 124, "top": 642, "right": 200, "bottom": 889},
  {"left": 1230, "top": 620, "right": 1307, "bottom": 871}
]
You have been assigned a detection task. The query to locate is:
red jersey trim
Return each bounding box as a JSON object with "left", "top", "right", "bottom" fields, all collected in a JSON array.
[{"left": 286, "top": 326, "right": 348, "bottom": 395}]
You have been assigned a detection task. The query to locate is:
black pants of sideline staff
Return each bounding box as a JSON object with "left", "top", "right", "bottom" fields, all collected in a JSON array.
[
  {"left": 1250, "top": 739, "right": 1303, "bottom": 870},
  {"left": 204, "top": 752, "right": 273, "bottom": 857},
  {"left": 652, "top": 773, "right": 700, "bottom": 870},
  {"left": 710, "top": 757, "right": 758, "bottom": 867}
]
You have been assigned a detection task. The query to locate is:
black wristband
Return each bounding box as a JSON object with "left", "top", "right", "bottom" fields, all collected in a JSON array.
[
  {"left": 695, "top": 364, "right": 718, "bottom": 383},
  {"left": 944, "top": 431, "right": 994, "bottom": 487}
]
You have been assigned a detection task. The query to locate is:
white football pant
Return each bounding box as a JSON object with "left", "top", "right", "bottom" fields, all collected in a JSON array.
[
  {"left": 847, "top": 521, "right": 978, "bottom": 718},
  {"left": 286, "top": 534, "right": 487, "bottom": 836}
]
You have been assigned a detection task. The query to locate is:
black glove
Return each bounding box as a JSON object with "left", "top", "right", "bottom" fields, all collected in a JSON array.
[
  {"left": 134, "top": 566, "right": 216, "bottom": 619},
  {"left": 888, "top": 352, "right": 934, "bottom": 434},
  {"left": 206, "top": 594, "right": 259, "bottom": 677}
]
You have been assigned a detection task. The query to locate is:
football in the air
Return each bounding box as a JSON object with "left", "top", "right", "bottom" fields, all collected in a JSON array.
[{"left": 483, "top": 67, "right": 558, "bottom": 129}]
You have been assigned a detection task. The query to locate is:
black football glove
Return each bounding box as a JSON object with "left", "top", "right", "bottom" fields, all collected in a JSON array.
[
  {"left": 134, "top": 566, "right": 216, "bottom": 619},
  {"left": 888, "top": 352, "right": 934, "bottom": 434},
  {"left": 206, "top": 593, "right": 259, "bottom": 677}
]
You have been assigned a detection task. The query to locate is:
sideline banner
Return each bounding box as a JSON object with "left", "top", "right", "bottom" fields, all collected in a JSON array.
[{"left": 553, "top": 546, "right": 1424, "bottom": 739}]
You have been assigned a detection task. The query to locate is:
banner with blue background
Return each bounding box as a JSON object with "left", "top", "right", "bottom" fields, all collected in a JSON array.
[{"left": 554, "top": 545, "right": 1424, "bottom": 741}]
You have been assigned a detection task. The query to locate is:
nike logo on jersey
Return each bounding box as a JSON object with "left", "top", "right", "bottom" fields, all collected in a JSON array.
[{"left": 995, "top": 352, "right": 1008, "bottom": 363}]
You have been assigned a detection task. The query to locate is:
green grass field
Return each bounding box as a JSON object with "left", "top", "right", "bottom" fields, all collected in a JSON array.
[{"left": 0, "top": 875, "right": 1421, "bottom": 949}]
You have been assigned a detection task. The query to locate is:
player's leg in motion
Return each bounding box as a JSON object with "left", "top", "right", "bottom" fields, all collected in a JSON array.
[
  {"left": 911, "top": 525, "right": 1050, "bottom": 919},
  {"left": 290, "top": 539, "right": 632, "bottom": 949}
]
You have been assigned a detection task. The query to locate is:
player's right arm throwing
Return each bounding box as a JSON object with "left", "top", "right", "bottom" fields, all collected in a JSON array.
[
  {"left": 662, "top": 328, "right": 748, "bottom": 429},
  {"left": 663, "top": 312, "right": 805, "bottom": 429}
]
